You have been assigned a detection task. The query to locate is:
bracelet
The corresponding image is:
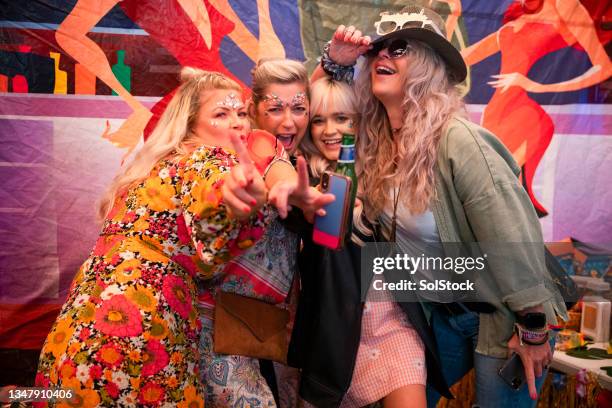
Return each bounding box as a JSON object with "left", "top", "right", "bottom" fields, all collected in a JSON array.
[
  {"left": 515, "top": 324, "right": 550, "bottom": 346},
  {"left": 320, "top": 41, "right": 355, "bottom": 84},
  {"left": 263, "top": 156, "right": 294, "bottom": 180}
]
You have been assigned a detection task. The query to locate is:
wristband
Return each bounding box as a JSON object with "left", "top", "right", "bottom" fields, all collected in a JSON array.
[
  {"left": 515, "top": 324, "right": 549, "bottom": 346},
  {"left": 320, "top": 41, "right": 355, "bottom": 84}
]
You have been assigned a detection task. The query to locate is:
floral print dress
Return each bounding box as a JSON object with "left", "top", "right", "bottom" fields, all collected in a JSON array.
[
  {"left": 36, "top": 142, "right": 276, "bottom": 408},
  {"left": 197, "top": 215, "right": 300, "bottom": 408}
]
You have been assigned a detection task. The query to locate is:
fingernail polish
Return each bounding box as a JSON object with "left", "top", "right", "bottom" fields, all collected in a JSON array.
[{"left": 250, "top": 200, "right": 257, "bottom": 206}]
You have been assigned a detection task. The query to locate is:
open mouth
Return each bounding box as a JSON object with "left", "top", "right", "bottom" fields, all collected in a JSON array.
[
  {"left": 375, "top": 66, "right": 396, "bottom": 75},
  {"left": 322, "top": 138, "right": 342, "bottom": 147},
  {"left": 276, "top": 134, "right": 295, "bottom": 148}
]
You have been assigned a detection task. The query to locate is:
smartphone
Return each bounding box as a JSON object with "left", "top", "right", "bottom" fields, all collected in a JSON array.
[
  {"left": 498, "top": 353, "right": 525, "bottom": 391},
  {"left": 313, "top": 172, "right": 352, "bottom": 250}
]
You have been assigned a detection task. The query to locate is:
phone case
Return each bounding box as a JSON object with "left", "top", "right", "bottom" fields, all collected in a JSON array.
[
  {"left": 498, "top": 353, "right": 525, "bottom": 390},
  {"left": 313, "top": 172, "right": 352, "bottom": 250}
]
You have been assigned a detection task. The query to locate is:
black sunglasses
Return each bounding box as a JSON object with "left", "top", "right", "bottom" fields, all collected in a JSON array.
[{"left": 367, "top": 39, "right": 412, "bottom": 58}]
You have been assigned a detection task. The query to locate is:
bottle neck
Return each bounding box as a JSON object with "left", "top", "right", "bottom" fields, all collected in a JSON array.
[{"left": 341, "top": 134, "right": 355, "bottom": 146}]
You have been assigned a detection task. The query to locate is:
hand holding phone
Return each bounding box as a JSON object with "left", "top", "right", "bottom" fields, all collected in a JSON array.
[
  {"left": 498, "top": 353, "right": 526, "bottom": 391},
  {"left": 313, "top": 172, "right": 352, "bottom": 250}
]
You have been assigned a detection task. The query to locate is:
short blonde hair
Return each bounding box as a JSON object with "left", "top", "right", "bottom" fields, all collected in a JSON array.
[
  {"left": 250, "top": 58, "right": 309, "bottom": 106},
  {"left": 301, "top": 78, "right": 358, "bottom": 178}
]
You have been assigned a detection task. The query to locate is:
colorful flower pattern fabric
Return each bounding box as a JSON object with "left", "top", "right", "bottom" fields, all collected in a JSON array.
[
  {"left": 196, "top": 216, "right": 300, "bottom": 407},
  {"left": 36, "top": 142, "right": 276, "bottom": 407}
]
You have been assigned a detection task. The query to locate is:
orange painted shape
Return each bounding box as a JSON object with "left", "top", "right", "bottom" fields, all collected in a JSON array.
[{"left": 75, "top": 63, "right": 96, "bottom": 95}]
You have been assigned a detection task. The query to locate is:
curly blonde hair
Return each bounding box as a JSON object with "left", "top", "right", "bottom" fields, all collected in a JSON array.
[{"left": 354, "top": 40, "right": 466, "bottom": 232}]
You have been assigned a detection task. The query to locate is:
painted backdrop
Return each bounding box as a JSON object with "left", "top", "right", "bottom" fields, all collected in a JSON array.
[{"left": 0, "top": 0, "right": 610, "bottom": 363}]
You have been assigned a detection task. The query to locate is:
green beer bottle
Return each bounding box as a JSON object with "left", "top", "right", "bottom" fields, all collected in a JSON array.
[{"left": 336, "top": 132, "right": 357, "bottom": 207}]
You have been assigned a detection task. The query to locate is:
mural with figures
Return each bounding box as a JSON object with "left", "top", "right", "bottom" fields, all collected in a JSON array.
[{"left": 0, "top": 0, "right": 610, "bottom": 375}]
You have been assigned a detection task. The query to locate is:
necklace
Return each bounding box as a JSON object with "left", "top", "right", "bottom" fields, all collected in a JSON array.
[{"left": 390, "top": 185, "right": 401, "bottom": 242}]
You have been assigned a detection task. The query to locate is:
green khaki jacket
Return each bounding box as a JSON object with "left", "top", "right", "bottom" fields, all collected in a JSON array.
[{"left": 431, "top": 116, "right": 568, "bottom": 358}]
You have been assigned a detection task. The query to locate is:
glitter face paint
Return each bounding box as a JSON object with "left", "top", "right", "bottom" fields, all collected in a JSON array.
[
  {"left": 261, "top": 92, "right": 307, "bottom": 113},
  {"left": 216, "top": 93, "right": 244, "bottom": 110}
]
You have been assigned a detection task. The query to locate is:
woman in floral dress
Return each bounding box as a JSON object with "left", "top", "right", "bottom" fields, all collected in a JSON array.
[{"left": 35, "top": 68, "right": 328, "bottom": 407}]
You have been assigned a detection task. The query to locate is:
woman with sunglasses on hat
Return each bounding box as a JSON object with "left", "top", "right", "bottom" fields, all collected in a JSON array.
[{"left": 312, "top": 4, "right": 567, "bottom": 408}]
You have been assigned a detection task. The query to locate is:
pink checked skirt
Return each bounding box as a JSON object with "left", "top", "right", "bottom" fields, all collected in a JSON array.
[{"left": 340, "top": 296, "right": 426, "bottom": 407}]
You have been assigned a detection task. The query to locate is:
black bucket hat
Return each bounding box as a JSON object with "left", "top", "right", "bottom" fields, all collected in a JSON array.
[{"left": 368, "top": 4, "right": 467, "bottom": 83}]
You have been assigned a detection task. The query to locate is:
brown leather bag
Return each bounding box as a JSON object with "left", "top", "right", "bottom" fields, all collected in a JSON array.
[{"left": 213, "top": 291, "right": 290, "bottom": 364}]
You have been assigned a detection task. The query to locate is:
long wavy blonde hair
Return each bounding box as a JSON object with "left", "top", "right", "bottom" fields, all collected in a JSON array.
[
  {"left": 354, "top": 40, "right": 466, "bottom": 232},
  {"left": 300, "top": 77, "right": 359, "bottom": 178},
  {"left": 97, "top": 67, "right": 243, "bottom": 222}
]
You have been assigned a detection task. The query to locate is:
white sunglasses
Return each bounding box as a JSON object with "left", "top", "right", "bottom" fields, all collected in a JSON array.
[{"left": 374, "top": 10, "right": 444, "bottom": 37}]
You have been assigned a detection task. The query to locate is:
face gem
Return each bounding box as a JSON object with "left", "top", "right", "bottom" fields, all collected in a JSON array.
[
  {"left": 291, "top": 92, "right": 307, "bottom": 106},
  {"left": 262, "top": 93, "right": 283, "bottom": 108},
  {"left": 262, "top": 92, "right": 307, "bottom": 108},
  {"left": 216, "top": 93, "right": 244, "bottom": 110}
]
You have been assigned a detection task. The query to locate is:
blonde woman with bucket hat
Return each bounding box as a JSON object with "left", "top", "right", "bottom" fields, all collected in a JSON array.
[{"left": 307, "top": 3, "right": 567, "bottom": 408}]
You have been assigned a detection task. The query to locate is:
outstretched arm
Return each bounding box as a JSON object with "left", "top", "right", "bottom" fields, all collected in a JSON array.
[
  {"left": 489, "top": 0, "right": 611, "bottom": 93},
  {"left": 181, "top": 145, "right": 271, "bottom": 275},
  {"left": 223, "top": 133, "right": 334, "bottom": 221},
  {"left": 461, "top": 30, "right": 500, "bottom": 66}
]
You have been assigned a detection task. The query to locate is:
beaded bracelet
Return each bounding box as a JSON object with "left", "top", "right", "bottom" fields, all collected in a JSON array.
[
  {"left": 515, "top": 324, "right": 550, "bottom": 346},
  {"left": 320, "top": 41, "right": 355, "bottom": 84}
]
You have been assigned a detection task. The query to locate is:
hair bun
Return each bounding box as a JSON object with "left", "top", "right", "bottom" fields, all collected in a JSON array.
[{"left": 180, "top": 66, "right": 208, "bottom": 83}]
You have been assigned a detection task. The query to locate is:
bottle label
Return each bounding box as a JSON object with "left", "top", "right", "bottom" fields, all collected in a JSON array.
[{"left": 338, "top": 146, "right": 355, "bottom": 162}]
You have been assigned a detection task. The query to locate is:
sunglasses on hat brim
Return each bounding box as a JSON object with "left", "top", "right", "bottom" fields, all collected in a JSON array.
[{"left": 366, "top": 38, "right": 412, "bottom": 58}]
